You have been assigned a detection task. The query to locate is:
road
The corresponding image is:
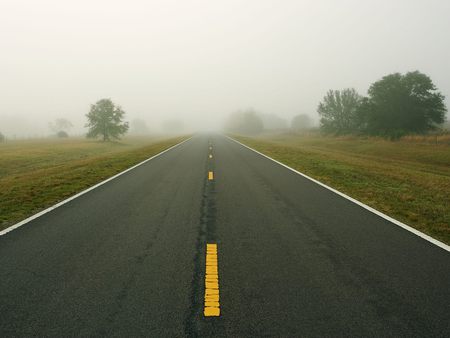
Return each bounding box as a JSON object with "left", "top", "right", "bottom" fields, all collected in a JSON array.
[{"left": 0, "top": 134, "right": 449, "bottom": 337}]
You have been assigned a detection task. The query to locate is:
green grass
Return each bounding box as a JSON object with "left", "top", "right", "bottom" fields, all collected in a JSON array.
[
  {"left": 0, "top": 136, "right": 188, "bottom": 230},
  {"left": 234, "top": 132, "right": 450, "bottom": 245}
]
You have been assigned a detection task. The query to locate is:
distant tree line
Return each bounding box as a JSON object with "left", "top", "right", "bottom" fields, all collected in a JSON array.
[
  {"left": 3, "top": 97, "right": 187, "bottom": 142},
  {"left": 226, "top": 109, "right": 264, "bottom": 134},
  {"left": 226, "top": 109, "right": 315, "bottom": 135},
  {"left": 318, "top": 71, "right": 447, "bottom": 138}
]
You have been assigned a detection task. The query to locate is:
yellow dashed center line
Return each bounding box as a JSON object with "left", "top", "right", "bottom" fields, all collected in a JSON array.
[
  {"left": 204, "top": 243, "right": 220, "bottom": 317},
  {"left": 208, "top": 171, "right": 214, "bottom": 180}
]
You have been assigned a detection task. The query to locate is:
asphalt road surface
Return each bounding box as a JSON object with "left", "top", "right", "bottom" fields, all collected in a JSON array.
[{"left": 0, "top": 134, "right": 449, "bottom": 337}]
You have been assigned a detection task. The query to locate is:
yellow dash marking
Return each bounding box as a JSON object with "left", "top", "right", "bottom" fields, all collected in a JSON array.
[
  {"left": 204, "top": 307, "right": 220, "bottom": 317},
  {"left": 208, "top": 171, "right": 214, "bottom": 180},
  {"left": 205, "top": 282, "right": 219, "bottom": 289},
  {"left": 204, "top": 243, "right": 220, "bottom": 317},
  {"left": 205, "top": 295, "right": 219, "bottom": 302},
  {"left": 205, "top": 301, "right": 220, "bottom": 307}
]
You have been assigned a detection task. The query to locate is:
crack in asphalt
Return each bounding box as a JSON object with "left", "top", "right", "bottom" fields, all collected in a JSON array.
[
  {"left": 184, "top": 141, "right": 219, "bottom": 337},
  {"left": 96, "top": 186, "right": 179, "bottom": 336}
]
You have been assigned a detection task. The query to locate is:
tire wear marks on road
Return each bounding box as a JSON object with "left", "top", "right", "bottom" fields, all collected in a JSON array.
[
  {"left": 242, "top": 155, "right": 435, "bottom": 334},
  {"left": 96, "top": 183, "right": 182, "bottom": 336}
]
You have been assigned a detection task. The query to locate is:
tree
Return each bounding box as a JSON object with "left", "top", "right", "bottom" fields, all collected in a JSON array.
[
  {"left": 318, "top": 88, "right": 363, "bottom": 134},
  {"left": 226, "top": 109, "right": 264, "bottom": 134},
  {"left": 49, "top": 118, "right": 73, "bottom": 137},
  {"left": 291, "top": 114, "right": 312, "bottom": 131},
  {"left": 0, "top": 131, "right": 5, "bottom": 143},
  {"left": 85, "top": 99, "right": 129, "bottom": 141},
  {"left": 358, "top": 71, "right": 447, "bottom": 137}
]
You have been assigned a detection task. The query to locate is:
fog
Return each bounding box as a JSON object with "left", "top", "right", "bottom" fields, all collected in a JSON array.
[{"left": 1, "top": 0, "right": 449, "bottom": 137}]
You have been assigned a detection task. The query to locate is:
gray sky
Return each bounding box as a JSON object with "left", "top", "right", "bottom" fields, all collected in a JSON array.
[{"left": 1, "top": 0, "right": 449, "bottom": 136}]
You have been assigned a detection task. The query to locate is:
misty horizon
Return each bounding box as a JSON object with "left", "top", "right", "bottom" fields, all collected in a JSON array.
[{"left": 1, "top": 0, "right": 449, "bottom": 137}]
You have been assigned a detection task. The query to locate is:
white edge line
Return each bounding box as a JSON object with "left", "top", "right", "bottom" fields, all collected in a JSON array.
[
  {"left": 0, "top": 137, "right": 193, "bottom": 237},
  {"left": 226, "top": 135, "right": 450, "bottom": 253}
]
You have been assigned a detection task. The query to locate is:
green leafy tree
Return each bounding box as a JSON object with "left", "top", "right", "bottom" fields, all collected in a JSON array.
[
  {"left": 0, "top": 131, "right": 5, "bottom": 143},
  {"left": 86, "top": 99, "right": 129, "bottom": 141},
  {"left": 317, "top": 88, "right": 363, "bottom": 134},
  {"left": 360, "top": 71, "right": 447, "bottom": 137}
]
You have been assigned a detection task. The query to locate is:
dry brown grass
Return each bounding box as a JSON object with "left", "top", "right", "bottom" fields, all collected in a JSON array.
[{"left": 401, "top": 132, "right": 450, "bottom": 145}]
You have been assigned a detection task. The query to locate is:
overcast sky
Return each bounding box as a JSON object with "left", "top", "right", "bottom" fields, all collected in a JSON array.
[{"left": 1, "top": 0, "right": 449, "bottom": 136}]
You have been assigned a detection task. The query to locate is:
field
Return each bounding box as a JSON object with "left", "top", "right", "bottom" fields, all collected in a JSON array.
[
  {"left": 234, "top": 132, "right": 450, "bottom": 245},
  {"left": 0, "top": 136, "right": 188, "bottom": 231}
]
